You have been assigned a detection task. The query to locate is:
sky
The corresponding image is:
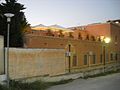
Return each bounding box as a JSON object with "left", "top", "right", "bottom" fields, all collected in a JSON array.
[{"left": 1, "top": 0, "right": 120, "bottom": 27}]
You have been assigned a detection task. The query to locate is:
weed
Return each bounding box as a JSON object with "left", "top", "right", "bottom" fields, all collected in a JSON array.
[{"left": 0, "top": 79, "right": 73, "bottom": 90}]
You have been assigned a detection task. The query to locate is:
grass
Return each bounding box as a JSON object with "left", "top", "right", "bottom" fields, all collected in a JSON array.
[
  {"left": 0, "top": 84, "right": 7, "bottom": 90},
  {"left": 0, "top": 69, "right": 120, "bottom": 90},
  {"left": 48, "top": 79, "right": 73, "bottom": 86},
  {"left": 0, "top": 81, "right": 49, "bottom": 90},
  {"left": 0, "top": 79, "right": 73, "bottom": 90}
]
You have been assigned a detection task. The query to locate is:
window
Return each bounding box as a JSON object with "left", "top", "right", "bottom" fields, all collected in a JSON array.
[
  {"left": 84, "top": 55, "right": 88, "bottom": 65},
  {"left": 72, "top": 55, "right": 77, "bottom": 66},
  {"left": 110, "top": 53, "right": 118, "bottom": 61},
  {"left": 100, "top": 54, "right": 103, "bottom": 63},
  {"left": 115, "top": 36, "right": 117, "bottom": 42},
  {"left": 110, "top": 53, "right": 113, "bottom": 61},
  {"left": 44, "top": 43, "right": 47, "bottom": 45},
  {"left": 93, "top": 55, "right": 96, "bottom": 64},
  {"left": 60, "top": 44, "right": 63, "bottom": 46},
  {"left": 106, "top": 53, "right": 109, "bottom": 62},
  {"left": 119, "top": 53, "right": 120, "bottom": 60},
  {"left": 115, "top": 53, "right": 118, "bottom": 61}
]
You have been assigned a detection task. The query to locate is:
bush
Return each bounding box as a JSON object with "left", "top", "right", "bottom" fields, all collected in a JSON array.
[
  {"left": 9, "top": 80, "right": 49, "bottom": 90},
  {"left": 0, "top": 84, "right": 8, "bottom": 90},
  {"left": 48, "top": 79, "right": 73, "bottom": 86},
  {"left": 0, "top": 79, "right": 73, "bottom": 90}
]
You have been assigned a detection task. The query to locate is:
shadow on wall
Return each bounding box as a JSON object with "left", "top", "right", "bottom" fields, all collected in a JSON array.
[{"left": 0, "top": 35, "right": 4, "bottom": 75}]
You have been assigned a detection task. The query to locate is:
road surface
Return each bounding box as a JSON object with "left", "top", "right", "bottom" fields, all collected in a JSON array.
[{"left": 47, "top": 73, "right": 120, "bottom": 90}]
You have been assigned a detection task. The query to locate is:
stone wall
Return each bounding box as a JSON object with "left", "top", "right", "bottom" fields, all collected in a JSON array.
[
  {"left": 0, "top": 36, "right": 4, "bottom": 74},
  {"left": 8, "top": 48, "right": 66, "bottom": 79}
]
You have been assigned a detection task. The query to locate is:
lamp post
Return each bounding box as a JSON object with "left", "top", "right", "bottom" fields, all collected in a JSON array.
[
  {"left": 4, "top": 13, "right": 14, "bottom": 88},
  {"left": 103, "top": 37, "right": 111, "bottom": 73}
]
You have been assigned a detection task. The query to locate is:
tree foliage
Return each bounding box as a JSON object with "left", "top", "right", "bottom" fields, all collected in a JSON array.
[{"left": 0, "top": 0, "right": 28, "bottom": 47}]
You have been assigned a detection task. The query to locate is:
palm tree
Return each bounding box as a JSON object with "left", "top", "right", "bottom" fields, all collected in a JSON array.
[
  {"left": 91, "top": 35, "right": 96, "bottom": 41},
  {"left": 58, "top": 30, "right": 64, "bottom": 37},
  {"left": 46, "top": 29, "right": 54, "bottom": 36},
  {"left": 86, "top": 34, "right": 89, "bottom": 40},
  {"left": 68, "top": 32, "right": 74, "bottom": 38},
  {"left": 78, "top": 32, "right": 82, "bottom": 39}
]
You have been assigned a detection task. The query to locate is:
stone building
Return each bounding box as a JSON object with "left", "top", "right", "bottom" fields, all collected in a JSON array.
[
  {"left": 0, "top": 20, "right": 120, "bottom": 81},
  {"left": 24, "top": 20, "right": 120, "bottom": 72}
]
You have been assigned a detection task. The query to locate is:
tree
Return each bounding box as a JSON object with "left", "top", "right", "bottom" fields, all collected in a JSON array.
[
  {"left": 78, "top": 32, "right": 82, "bottom": 40},
  {"left": 91, "top": 35, "right": 96, "bottom": 41},
  {"left": 58, "top": 30, "right": 64, "bottom": 37},
  {"left": 86, "top": 34, "right": 89, "bottom": 40},
  {"left": 46, "top": 29, "right": 54, "bottom": 36},
  {"left": 0, "top": 0, "right": 28, "bottom": 47},
  {"left": 68, "top": 32, "right": 74, "bottom": 38}
]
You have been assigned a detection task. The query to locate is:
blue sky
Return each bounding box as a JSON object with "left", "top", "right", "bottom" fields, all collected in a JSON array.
[{"left": 1, "top": 0, "right": 120, "bottom": 27}]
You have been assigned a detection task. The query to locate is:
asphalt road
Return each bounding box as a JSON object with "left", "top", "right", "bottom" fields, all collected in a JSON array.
[{"left": 47, "top": 73, "right": 120, "bottom": 90}]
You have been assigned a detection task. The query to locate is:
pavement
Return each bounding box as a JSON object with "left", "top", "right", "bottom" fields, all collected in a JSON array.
[{"left": 47, "top": 73, "right": 120, "bottom": 90}]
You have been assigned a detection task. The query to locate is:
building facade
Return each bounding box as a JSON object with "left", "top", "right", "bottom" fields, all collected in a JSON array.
[{"left": 24, "top": 20, "right": 120, "bottom": 72}]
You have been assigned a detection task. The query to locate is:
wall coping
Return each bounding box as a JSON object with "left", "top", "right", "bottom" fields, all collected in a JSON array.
[{"left": 4, "top": 47, "right": 64, "bottom": 51}]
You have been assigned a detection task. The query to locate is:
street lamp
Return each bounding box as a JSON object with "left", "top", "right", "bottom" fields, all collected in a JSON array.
[
  {"left": 103, "top": 37, "right": 111, "bottom": 73},
  {"left": 4, "top": 13, "right": 14, "bottom": 88},
  {"left": 104, "top": 37, "right": 111, "bottom": 44}
]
